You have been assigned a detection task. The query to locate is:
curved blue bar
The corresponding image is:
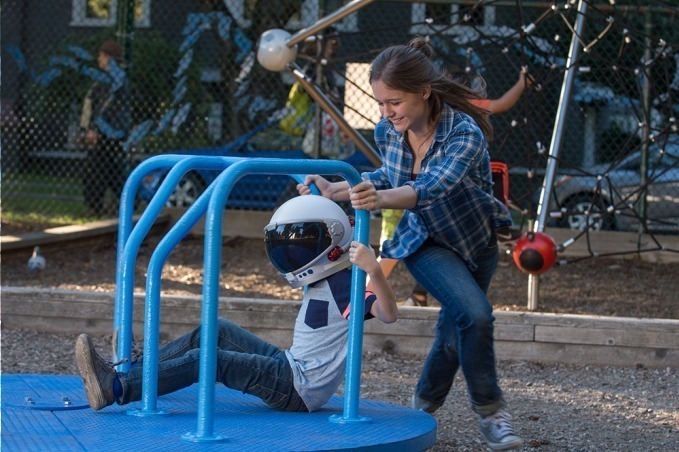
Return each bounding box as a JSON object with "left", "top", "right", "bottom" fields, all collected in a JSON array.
[
  {"left": 117, "top": 155, "right": 222, "bottom": 372},
  {"left": 114, "top": 155, "right": 186, "bottom": 371},
  {"left": 341, "top": 206, "right": 371, "bottom": 421},
  {"left": 116, "top": 162, "right": 322, "bottom": 373},
  {"left": 134, "top": 156, "right": 241, "bottom": 413},
  {"left": 115, "top": 155, "right": 185, "bottom": 331},
  {"left": 191, "top": 158, "right": 365, "bottom": 440}
]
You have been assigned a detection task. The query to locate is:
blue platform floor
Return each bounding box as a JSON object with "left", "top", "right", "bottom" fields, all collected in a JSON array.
[{"left": 2, "top": 374, "right": 437, "bottom": 451}]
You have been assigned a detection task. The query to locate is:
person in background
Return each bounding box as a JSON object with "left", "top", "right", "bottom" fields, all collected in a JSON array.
[
  {"left": 382, "top": 67, "right": 532, "bottom": 307},
  {"left": 279, "top": 27, "right": 354, "bottom": 159},
  {"left": 297, "top": 37, "right": 523, "bottom": 450},
  {"left": 80, "top": 40, "right": 131, "bottom": 216},
  {"left": 457, "top": 66, "right": 532, "bottom": 115}
]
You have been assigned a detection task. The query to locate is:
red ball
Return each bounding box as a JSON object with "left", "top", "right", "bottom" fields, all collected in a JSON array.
[{"left": 512, "top": 232, "right": 557, "bottom": 275}]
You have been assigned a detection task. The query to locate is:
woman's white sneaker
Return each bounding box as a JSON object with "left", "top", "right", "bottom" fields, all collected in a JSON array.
[{"left": 478, "top": 409, "right": 523, "bottom": 450}]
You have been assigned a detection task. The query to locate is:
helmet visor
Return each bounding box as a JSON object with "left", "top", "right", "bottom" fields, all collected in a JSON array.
[{"left": 264, "top": 222, "right": 332, "bottom": 274}]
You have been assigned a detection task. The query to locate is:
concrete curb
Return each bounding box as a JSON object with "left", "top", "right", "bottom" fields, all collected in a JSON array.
[
  {"left": 0, "top": 215, "right": 171, "bottom": 254},
  {"left": 2, "top": 286, "right": 677, "bottom": 369}
]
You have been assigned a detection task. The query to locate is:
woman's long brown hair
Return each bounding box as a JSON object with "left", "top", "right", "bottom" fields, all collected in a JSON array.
[{"left": 369, "top": 36, "right": 493, "bottom": 140}]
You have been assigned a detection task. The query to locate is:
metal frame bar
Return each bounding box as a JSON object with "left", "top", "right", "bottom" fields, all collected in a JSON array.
[
  {"left": 183, "top": 158, "right": 370, "bottom": 440},
  {"left": 528, "top": 0, "right": 588, "bottom": 310}
]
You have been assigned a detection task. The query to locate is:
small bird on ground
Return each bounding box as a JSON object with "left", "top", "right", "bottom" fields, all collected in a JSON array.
[{"left": 27, "top": 246, "right": 46, "bottom": 273}]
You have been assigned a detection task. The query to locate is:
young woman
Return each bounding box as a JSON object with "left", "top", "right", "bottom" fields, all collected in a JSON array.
[
  {"left": 389, "top": 66, "right": 532, "bottom": 307},
  {"left": 297, "top": 37, "right": 522, "bottom": 450}
]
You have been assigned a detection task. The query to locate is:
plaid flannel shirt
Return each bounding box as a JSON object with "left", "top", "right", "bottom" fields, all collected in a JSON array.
[{"left": 362, "top": 104, "right": 511, "bottom": 270}]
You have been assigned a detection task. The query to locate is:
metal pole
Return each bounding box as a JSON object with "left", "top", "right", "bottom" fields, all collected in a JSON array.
[
  {"left": 528, "top": 0, "right": 588, "bottom": 310},
  {"left": 126, "top": 157, "right": 240, "bottom": 416},
  {"left": 183, "top": 159, "right": 369, "bottom": 442},
  {"left": 312, "top": 37, "right": 324, "bottom": 159},
  {"left": 286, "top": 0, "right": 375, "bottom": 48},
  {"left": 115, "top": 0, "right": 135, "bottom": 66},
  {"left": 373, "top": 0, "right": 673, "bottom": 14},
  {"left": 282, "top": 0, "right": 381, "bottom": 166},
  {"left": 290, "top": 63, "right": 382, "bottom": 167},
  {"left": 113, "top": 155, "right": 185, "bottom": 370},
  {"left": 638, "top": 11, "right": 652, "bottom": 235}
]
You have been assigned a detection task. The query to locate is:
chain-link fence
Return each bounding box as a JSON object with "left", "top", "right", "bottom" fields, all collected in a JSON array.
[{"left": 2, "top": 0, "right": 678, "bottom": 238}]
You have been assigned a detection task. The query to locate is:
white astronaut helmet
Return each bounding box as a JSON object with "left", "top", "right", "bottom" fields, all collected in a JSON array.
[{"left": 264, "top": 195, "right": 354, "bottom": 289}]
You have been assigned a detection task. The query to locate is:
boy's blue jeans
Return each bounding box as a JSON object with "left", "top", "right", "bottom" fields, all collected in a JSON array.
[
  {"left": 405, "top": 237, "right": 505, "bottom": 417},
  {"left": 117, "top": 319, "right": 308, "bottom": 412}
]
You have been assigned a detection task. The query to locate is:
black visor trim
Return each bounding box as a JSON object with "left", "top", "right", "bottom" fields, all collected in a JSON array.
[{"left": 264, "top": 222, "right": 333, "bottom": 274}]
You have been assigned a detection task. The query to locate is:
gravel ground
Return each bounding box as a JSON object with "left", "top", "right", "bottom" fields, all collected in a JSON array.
[
  {"left": 2, "top": 235, "right": 678, "bottom": 319},
  {"left": 2, "top": 230, "right": 678, "bottom": 450},
  {"left": 2, "top": 328, "right": 677, "bottom": 451}
]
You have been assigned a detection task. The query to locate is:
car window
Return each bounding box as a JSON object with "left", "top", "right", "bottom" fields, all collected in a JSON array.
[
  {"left": 617, "top": 154, "right": 641, "bottom": 171},
  {"left": 617, "top": 144, "right": 678, "bottom": 171}
]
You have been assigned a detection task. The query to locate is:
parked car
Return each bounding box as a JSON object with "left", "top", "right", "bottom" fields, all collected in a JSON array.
[
  {"left": 541, "top": 135, "right": 679, "bottom": 232},
  {"left": 136, "top": 147, "right": 377, "bottom": 211}
]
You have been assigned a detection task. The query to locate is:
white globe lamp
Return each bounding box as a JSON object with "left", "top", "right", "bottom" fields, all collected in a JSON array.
[{"left": 257, "top": 29, "right": 298, "bottom": 72}]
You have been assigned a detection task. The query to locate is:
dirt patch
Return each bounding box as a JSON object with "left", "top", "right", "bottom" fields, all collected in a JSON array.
[{"left": 2, "top": 233, "right": 678, "bottom": 319}]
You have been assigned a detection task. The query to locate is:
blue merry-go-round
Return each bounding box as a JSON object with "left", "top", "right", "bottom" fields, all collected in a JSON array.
[{"left": 2, "top": 155, "right": 437, "bottom": 451}]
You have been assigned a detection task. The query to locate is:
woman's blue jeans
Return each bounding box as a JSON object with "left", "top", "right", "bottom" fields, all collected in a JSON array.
[
  {"left": 118, "top": 318, "right": 308, "bottom": 412},
  {"left": 405, "top": 237, "right": 505, "bottom": 417}
]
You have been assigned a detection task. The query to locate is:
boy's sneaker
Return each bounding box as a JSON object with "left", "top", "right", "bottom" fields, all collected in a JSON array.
[
  {"left": 478, "top": 409, "right": 524, "bottom": 450},
  {"left": 402, "top": 295, "right": 427, "bottom": 307},
  {"left": 75, "top": 334, "right": 116, "bottom": 410},
  {"left": 496, "top": 226, "right": 522, "bottom": 243}
]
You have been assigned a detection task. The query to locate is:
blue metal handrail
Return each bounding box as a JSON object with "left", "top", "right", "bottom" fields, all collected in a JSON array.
[
  {"left": 131, "top": 163, "right": 313, "bottom": 415},
  {"left": 114, "top": 154, "right": 187, "bottom": 370},
  {"left": 114, "top": 155, "right": 242, "bottom": 373},
  {"left": 114, "top": 156, "right": 370, "bottom": 441},
  {"left": 125, "top": 156, "right": 243, "bottom": 414},
  {"left": 183, "top": 158, "right": 369, "bottom": 441}
]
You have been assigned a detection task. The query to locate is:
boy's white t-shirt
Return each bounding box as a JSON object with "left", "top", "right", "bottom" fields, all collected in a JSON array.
[{"left": 285, "top": 269, "right": 375, "bottom": 412}]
